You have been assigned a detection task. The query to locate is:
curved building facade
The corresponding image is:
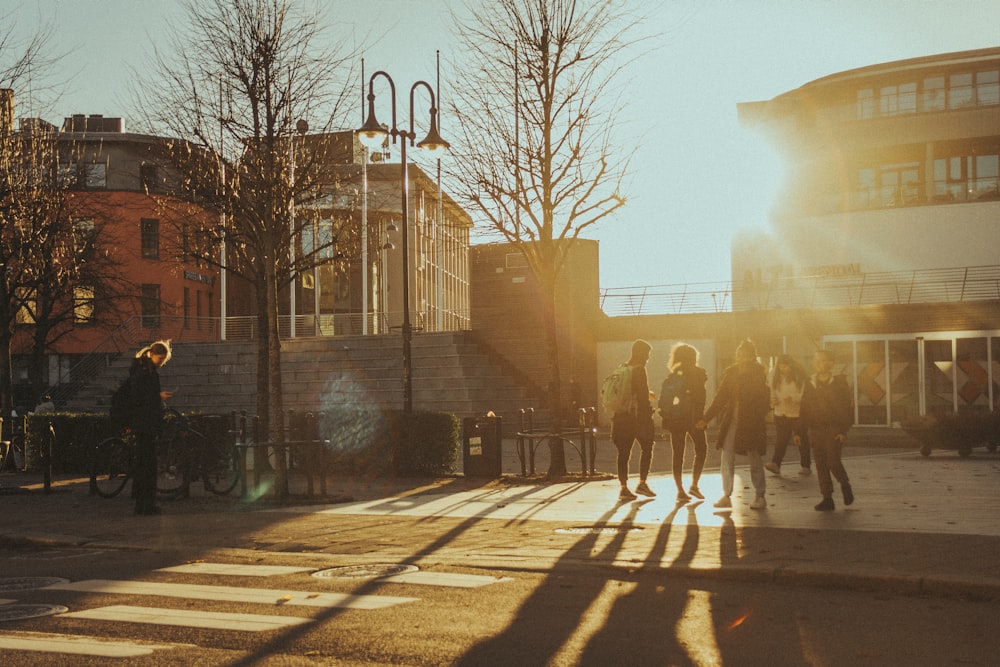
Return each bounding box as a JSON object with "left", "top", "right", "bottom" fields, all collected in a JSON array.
[{"left": 736, "top": 47, "right": 1000, "bottom": 424}]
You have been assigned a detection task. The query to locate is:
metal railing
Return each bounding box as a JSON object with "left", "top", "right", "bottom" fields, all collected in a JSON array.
[{"left": 600, "top": 265, "right": 1000, "bottom": 317}]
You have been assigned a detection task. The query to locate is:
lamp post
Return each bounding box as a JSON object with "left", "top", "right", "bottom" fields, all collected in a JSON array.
[{"left": 356, "top": 70, "right": 449, "bottom": 413}]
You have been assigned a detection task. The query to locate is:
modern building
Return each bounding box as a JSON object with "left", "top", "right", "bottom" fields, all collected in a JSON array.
[
  {"left": 6, "top": 100, "right": 473, "bottom": 409},
  {"left": 734, "top": 47, "right": 1000, "bottom": 424}
]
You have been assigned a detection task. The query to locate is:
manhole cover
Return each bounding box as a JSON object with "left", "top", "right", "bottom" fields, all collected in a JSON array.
[
  {"left": 554, "top": 526, "right": 645, "bottom": 535},
  {"left": 0, "top": 577, "right": 70, "bottom": 593},
  {"left": 0, "top": 604, "right": 69, "bottom": 622},
  {"left": 313, "top": 564, "right": 419, "bottom": 579}
]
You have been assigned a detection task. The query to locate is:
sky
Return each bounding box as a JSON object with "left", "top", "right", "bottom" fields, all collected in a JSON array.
[{"left": 5, "top": 0, "right": 1000, "bottom": 290}]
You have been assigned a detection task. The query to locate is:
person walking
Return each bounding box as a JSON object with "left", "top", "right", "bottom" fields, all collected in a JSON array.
[
  {"left": 696, "top": 339, "right": 771, "bottom": 510},
  {"left": 127, "top": 340, "right": 174, "bottom": 516},
  {"left": 765, "top": 354, "right": 811, "bottom": 477},
  {"left": 658, "top": 343, "right": 708, "bottom": 502},
  {"left": 611, "top": 339, "right": 657, "bottom": 501},
  {"left": 799, "top": 348, "right": 854, "bottom": 511}
]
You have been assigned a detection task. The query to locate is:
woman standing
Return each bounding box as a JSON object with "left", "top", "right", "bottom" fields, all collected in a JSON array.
[
  {"left": 128, "top": 340, "right": 174, "bottom": 516},
  {"left": 659, "top": 343, "right": 708, "bottom": 502},
  {"left": 765, "top": 355, "right": 811, "bottom": 477},
  {"left": 697, "top": 339, "right": 771, "bottom": 510}
]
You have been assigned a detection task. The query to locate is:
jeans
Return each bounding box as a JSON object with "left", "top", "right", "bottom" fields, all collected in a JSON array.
[
  {"left": 720, "top": 426, "right": 765, "bottom": 498},
  {"left": 612, "top": 412, "right": 654, "bottom": 485},
  {"left": 810, "top": 426, "right": 849, "bottom": 498},
  {"left": 772, "top": 415, "right": 811, "bottom": 468},
  {"left": 667, "top": 426, "right": 707, "bottom": 490}
]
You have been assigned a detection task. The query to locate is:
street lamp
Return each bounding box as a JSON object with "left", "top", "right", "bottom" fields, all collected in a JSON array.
[{"left": 357, "top": 70, "right": 449, "bottom": 413}]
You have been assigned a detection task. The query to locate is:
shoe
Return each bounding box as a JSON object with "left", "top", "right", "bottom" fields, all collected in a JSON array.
[
  {"left": 675, "top": 489, "right": 690, "bottom": 502},
  {"left": 799, "top": 467, "right": 812, "bottom": 476},
  {"left": 750, "top": 496, "right": 767, "bottom": 510},
  {"left": 635, "top": 481, "right": 656, "bottom": 497},
  {"left": 713, "top": 496, "right": 732, "bottom": 509},
  {"left": 764, "top": 462, "right": 781, "bottom": 475},
  {"left": 814, "top": 497, "right": 835, "bottom": 511},
  {"left": 619, "top": 487, "right": 637, "bottom": 501},
  {"left": 842, "top": 483, "right": 854, "bottom": 506},
  {"left": 688, "top": 485, "right": 704, "bottom": 500}
]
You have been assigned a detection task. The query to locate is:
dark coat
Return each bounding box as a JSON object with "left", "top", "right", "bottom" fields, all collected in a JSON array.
[
  {"left": 659, "top": 363, "right": 707, "bottom": 431},
  {"left": 800, "top": 374, "right": 853, "bottom": 436},
  {"left": 127, "top": 356, "right": 163, "bottom": 435},
  {"left": 702, "top": 361, "right": 770, "bottom": 454}
]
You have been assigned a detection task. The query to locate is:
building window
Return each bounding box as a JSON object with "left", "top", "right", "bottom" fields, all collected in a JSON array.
[
  {"left": 141, "top": 283, "right": 161, "bottom": 329},
  {"left": 922, "top": 76, "right": 945, "bottom": 112},
  {"left": 141, "top": 218, "right": 160, "bottom": 259},
  {"left": 82, "top": 162, "right": 107, "bottom": 189},
  {"left": 15, "top": 288, "right": 36, "bottom": 325},
  {"left": 73, "top": 218, "right": 95, "bottom": 257},
  {"left": 856, "top": 88, "right": 873, "bottom": 119},
  {"left": 879, "top": 82, "right": 916, "bottom": 116},
  {"left": 933, "top": 152, "right": 1000, "bottom": 201},
  {"left": 73, "top": 285, "right": 95, "bottom": 324},
  {"left": 948, "top": 73, "right": 974, "bottom": 109},
  {"left": 976, "top": 70, "right": 1000, "bottom": 106}
]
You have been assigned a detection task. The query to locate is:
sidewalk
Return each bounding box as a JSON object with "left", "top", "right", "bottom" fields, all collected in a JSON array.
[{"left": 2, "top": 442, "right": 1000, "bottom": 601}]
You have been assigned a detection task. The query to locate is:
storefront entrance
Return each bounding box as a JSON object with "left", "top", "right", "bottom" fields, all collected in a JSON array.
[{"left": 826, "top": 333, "right": 999, "bottom": 426}]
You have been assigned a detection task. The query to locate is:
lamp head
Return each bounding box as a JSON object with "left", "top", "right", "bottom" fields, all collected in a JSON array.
[
  {"left": 357, "top": 99, "right": 389, "bottom": 150},
  {"left": 416, "top": 108, "right": 449, "bottom": 155}
]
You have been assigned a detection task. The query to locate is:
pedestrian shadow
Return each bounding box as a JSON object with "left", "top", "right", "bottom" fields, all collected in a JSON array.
[{"left": 452, "top": 501, "right": 650, "bottom": 666}]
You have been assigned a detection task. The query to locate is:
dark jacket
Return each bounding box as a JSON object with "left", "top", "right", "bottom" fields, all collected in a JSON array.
[
  {"left": 660, "top": 363, "right": 707, "bottom": 430},
  {"left": 127, "top": 356, "right": 163, "bottom": 435},
  {"left": 702, "top": 361, "right": 770, "bottom": 453},
  {"left": 800, "top": 374, "right": 853, "bottom": 436}
]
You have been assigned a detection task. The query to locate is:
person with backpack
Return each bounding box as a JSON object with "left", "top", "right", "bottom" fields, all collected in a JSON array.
[
  {"left": 696, "top": 339, "right": 771, "bottom": 510},
  {"left": 609, "top": 339, "right": 657, "bottom": 500},
  {"left": 658, "top": 343, "right": 708, "bottom": 502},
  {"left": 127, "top": 340, "right": 174, "bottom": 516}
]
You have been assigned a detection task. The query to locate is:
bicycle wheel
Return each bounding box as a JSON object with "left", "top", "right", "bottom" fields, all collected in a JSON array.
[
  {"left": 92, "top": 437, "right": 131, "bottom": 498},
  {"left": 203, "top": 439, "right": 241, "bottom": 496},
  {"left": 156, "top": 436, "right": 188, "bottom": 498}
]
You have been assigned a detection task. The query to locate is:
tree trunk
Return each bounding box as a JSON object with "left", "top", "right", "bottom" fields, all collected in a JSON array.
[
  {"left": 541, "top": 275, "right": 567, "bottom": 477},
  {"left": 263, "top": 260, "right": 287, "bottom": 498}
]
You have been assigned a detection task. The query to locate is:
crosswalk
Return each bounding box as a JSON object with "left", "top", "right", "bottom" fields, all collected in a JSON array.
[{"left": 0, "top": 559, "right": 512, "bottom": 659}]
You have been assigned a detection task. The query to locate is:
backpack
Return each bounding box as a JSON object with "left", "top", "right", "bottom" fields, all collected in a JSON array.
[
  {"left": 601, "top": 364, "right": 634, "bottom": 414},
  {"left": 109, "top": 376, "right": 134, "bottom": 428},
  {"left": 658, "top": 370, "right": 691, "bottom": 426}
]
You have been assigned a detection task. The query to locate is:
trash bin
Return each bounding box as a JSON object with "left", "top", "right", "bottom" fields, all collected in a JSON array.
[{"left": 463, "top": 415, "right": 502, "bottom": 478}]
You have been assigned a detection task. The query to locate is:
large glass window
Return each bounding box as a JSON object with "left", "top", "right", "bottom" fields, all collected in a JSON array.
[
  {"left": 975, "top": 70, "right": 999, "bottom": 106},
  {"left": 73, "top": 218, "right": 95, "bottom": 257},
  {"left": 922, "top": 76, "right": 945, "bottom": 112},
  {"left": 889, "top": 340, "right": 919, "bottom": 424},
  {"left": 924, "top": 339, "right": 954, "bottom": 413},
  {"left": 956, "top": 338, "right": 990, "bottom": 412},
  {"left": 879, "top": 82, "right": 916, "bottom": 116},
  {"left": 856, "top": 340, "right": 888, "bottom": 425},
  {"left": 880, "top": 162, "right": 921, "bottom": 206},
  {"left": 973, "top": 154, "right": 999, "bottom": 199},
  {"left": 948, "top": 73, "right": 974, "bottom": 109}
]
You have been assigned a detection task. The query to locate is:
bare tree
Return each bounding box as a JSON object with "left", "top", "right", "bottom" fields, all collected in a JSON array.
[
  {"left": 131, "top": 0, "right": 360, "bottom": 495},
  {"left": 448, "top": 0, "right": 640, "bottom": 475},
  {"left": 0, "top": 18, "right": 78, "bottom": 417}
]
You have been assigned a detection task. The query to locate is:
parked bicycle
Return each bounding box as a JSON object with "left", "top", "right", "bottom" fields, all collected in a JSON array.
[{"left": 90, "top": 408, "right": 239, "bottom": 499}]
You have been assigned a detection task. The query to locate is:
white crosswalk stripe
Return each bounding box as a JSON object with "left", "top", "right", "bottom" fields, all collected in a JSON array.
[
  {"left": 62, "top": 604, "right": 311, "bottom": 631},
  {"left": 45, "top": 579, "right": 418, "bottom": 609},
  {"left": 3, "top": 560, "right": 511, "bottom": 658}
]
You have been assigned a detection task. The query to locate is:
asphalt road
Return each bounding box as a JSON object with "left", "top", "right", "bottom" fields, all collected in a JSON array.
[{"left": 2, "top": 542, "right": 998, "bottom": 666}]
